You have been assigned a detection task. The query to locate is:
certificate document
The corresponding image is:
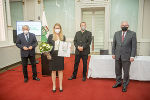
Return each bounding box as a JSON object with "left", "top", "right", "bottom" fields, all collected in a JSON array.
[{"left": 58, "top": 41, "right": 71, "bottom": 57}]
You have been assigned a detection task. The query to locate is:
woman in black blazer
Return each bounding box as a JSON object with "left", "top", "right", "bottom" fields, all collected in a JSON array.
[{"left": 47, "top": 23, "right": 66, "bottom": 93}]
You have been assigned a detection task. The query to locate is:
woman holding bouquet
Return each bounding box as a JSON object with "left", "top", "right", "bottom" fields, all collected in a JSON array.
[{"left": 47, "top": 23, "right": 66, "bottom": 93}]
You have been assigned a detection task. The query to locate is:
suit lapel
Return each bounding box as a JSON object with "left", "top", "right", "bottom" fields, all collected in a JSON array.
[
  {"left": 28, "top": 33, "right": 31, "bottom": 43},
  {"left": 119, "top": 31, "right": 122, "bottom": 44},
  {"left": 21, "top": 33, "right": 27, "bottom": 42}
]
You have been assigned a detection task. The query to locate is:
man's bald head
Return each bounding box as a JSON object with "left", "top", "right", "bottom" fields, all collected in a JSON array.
[
  {"left": 120, "top": 21, "right": 129, "bottom": 31},
  {"left": 121, "top": 21, "right": 129, "bottom": 27}
]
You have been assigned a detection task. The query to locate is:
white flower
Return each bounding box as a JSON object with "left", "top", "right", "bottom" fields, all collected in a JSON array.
[{"left": 43, "top": 44, "right": 46, "bottom": 47}]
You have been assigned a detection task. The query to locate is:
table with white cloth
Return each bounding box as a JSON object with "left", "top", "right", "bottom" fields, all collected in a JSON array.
[{"left": 87, "top": 55, "right": 150, "bottom": 81}]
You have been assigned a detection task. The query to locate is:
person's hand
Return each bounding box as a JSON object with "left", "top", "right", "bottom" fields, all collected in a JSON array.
[
  {"left": 79, "top": 46, "right": 83, "bottom": 51},
  {"left": 78, "top": 46, "right": 81, "bottom": 51},
  {"left": 130, "top": 57, "right": 134, "bottom": 62},
  {"left": 23, "top": 46, "right": 28, "bottom": 50},
  {"left": 47, "top": 54, "right": 51, "bottom": 60},
  {"left": 112, "top": 55, "right": 115, "bottom": 59},
  {"left": 78, "top": 46, "right": 83, "bottom": 51},
  {"left": 28, "top": 46, "right": 33, "bottom": 50}
]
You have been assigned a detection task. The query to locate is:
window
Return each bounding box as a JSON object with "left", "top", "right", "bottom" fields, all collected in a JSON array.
[
  {"left": 0, "top": 0, "right": 6, "bottom": 41},
  {"left": 142, "top": 0, "right": 150, "bottom": 39},
  {"left": 82, "top": 8, "right": 105, "bottom": 52}
]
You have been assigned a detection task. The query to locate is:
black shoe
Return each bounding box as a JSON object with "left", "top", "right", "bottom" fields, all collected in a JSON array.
[
  {"left": 68, "top": 76, "right": 76, "bottom": 80},
  {"left": 59, "top": 89, "right": 63, "bottom": 92},
  {"left": 52, "top": 90, "right": 56, "bottom": 93},
  {"left": 24, "top": 78, "right": 28, "bottom": 83},
  {"left": 122, "top": 86, "right": 127, "bottom": 92},
  {"left": 82, "top": 77, "right": 86, "bottom": 81},
  {"left": 33, "top": 77, "right": 40, "bottom": 81},
  {"left": 112, "top": 83, "right": 122, "bottom": 88}
]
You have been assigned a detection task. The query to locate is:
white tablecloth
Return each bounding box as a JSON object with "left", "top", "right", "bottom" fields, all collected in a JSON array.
[{"left": 87, "top": 55, "right": 150, "bottom": 81}]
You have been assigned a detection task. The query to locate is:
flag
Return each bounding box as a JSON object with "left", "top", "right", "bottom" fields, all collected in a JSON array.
[{"left": 41, "top": 11, "right": 50, "bottom": 42}]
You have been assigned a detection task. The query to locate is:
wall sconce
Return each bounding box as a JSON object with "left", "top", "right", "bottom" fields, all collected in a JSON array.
[
  {"left": 38, "top": 0, "right": 41, "bottom": 4},
  {"left": 22, "top": 0, "right": 24, "bottom": 5}
]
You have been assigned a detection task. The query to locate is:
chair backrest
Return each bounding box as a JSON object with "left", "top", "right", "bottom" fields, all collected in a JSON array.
[{"left": 100, "top": 50, "right": 108, "bottom": 55}]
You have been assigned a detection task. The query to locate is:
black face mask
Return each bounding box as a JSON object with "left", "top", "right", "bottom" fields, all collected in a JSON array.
[{"left": 121, "top": 27, "right": 128, "bottom": 31}]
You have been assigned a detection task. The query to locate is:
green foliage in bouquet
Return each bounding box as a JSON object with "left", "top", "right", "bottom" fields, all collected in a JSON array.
[{"left": 39, "top": 42, "right": 53, "bottom": 53}]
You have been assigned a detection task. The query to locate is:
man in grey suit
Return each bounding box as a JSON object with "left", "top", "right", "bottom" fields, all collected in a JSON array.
[
  {"left": 16, "top": 25, "right": 40, "bottom": 83},
  {"left": 112, "top": 21, "right": 137, "bottom": 92}
]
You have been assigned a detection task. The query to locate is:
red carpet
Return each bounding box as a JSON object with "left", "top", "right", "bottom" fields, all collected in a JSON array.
[{"left": 0, "top": 55, "right": 150, "bottom": 100}]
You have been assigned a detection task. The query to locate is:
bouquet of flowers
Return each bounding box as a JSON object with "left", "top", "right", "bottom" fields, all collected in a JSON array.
[{"left": 39, "top": 42, "right": 53, "bottom": 60}]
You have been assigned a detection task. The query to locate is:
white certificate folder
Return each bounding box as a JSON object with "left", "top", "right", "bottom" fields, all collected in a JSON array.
[{"left": 58, "top": 41, "right": 71, "bottom": 57}]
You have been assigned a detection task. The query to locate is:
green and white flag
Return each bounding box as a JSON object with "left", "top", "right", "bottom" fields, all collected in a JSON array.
[{"left": 41, "top": 11, "right": 50, "bottom": 42}]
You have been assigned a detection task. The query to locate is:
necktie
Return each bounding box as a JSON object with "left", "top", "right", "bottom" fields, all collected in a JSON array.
[
  {"left": 26, "top": 34, "right": 29, "bottom": 42},
  {"left": 122, "top": 32, "right": 125, "bottom": 42}
]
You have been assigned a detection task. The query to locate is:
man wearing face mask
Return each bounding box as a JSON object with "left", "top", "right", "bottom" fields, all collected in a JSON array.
[
  {"left": 68, "top": 22, "right": 92, "bottom": 81},
  {"left": 16, "top": 25, "right": 40, "bottom": 83},
  {"left": 112, "top": 21, "right": 137, "bottom": 92}
]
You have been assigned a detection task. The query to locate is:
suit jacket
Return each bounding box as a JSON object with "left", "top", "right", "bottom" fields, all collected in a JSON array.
[
  {"left": 16, "top": 33, "right": 38, "bottom": 57},
  {"left": 112, "top": 30, "right": 137, "bottom": 61},
  {"left": 74, "top": 30, "right": 92, "bottom": 55},
  {"left": 47, "top": 34, "right": 66, "bottom": 54}
]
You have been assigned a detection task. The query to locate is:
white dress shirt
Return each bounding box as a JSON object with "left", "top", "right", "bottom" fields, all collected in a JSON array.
[
  {"left": 24, "top": 33, "right": 29, "bottom": 42},
  {"left": 54, "top": 38, "right": 60, "bottom": 50}
]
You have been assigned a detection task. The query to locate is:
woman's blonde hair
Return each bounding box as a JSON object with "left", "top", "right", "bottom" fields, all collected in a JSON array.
[{"left": 53, "top": 23, "right": 64, "bottom": 41}]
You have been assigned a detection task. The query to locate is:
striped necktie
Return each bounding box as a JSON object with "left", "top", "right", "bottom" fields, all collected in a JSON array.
[
  {"left": 26, "top": 34, "right": 29, "bottom": 42},
  {"left": 122, "top": 32, "right": 125, "bottom": 42}
]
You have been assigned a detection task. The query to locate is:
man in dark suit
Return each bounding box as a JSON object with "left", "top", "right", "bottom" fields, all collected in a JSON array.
[
  {"left": 16, "top": 25, "right": 40, "bottom": 83},
  {"left": 112, "top": 21, "right": 137, "bottom": 92},
  {"left": 68, "top": 22, "right": 92, "bottom": 81}
]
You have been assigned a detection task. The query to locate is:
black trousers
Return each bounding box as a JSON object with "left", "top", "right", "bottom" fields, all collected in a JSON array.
[
  {"left": 115, "top": 58, "right": 131, "bottom": 86},
  {"left": 21, "top": 55, "right": 37, "bottom": 79},
  {"left": 73, "top": 54, "right": 88, "bottom": 78}
]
